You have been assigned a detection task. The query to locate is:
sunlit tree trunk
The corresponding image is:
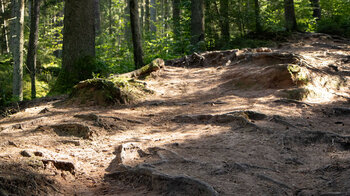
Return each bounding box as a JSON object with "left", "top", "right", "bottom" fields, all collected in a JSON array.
[
  {"left": 129, "top": 0, "right": 144, "bottom": 68},
  {"left": 1, "top": 0, "right": 9, "bottom": 53},
  {"left": 284, "top": 0, "right": 298, "bottom": 31},
  {"left": 191, "top": 0, "right": 205, "bottom": 47},
  {"left": 26, "top": 0, "right": 40, "bottom": 99},
  {"left": 172, "top": 0, "right": 180, "bottom": 38},
  {"left": 62, "top": 0, "right": 95, "bottom": 77},
  {"left": 150, "top": 0, "right": 156, "bottom": 33},
  {"left": 11, "top": 0, "right": 24, "bottom": 101},
  {"left": 124, "top": 0, "right": 131, "bottom": 44},
  {"left": 145, "top": 0, "right": 149, "bottom": 33},
  {"left": 164, "top": 0, "right": 168, "bottom": 32},
  {"left": 108, "top": 0, "right": 112, "bottom": 35}
]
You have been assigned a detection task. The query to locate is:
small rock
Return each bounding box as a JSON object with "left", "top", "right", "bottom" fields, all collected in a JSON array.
[
  {"left": 39, "top": 108, "right": 50, "bottom": 114},
  {"left": 333, "top": 107, "right": 350, "bottom": 116},
  {"left": 20, "top": 150, "right": 32, "bottom": 157},
  {"left": 34, "top": 151, "right": 43, "bottom": 157},
  {"left": 8, "top": 141, "right": 18, "bottom": 147},
  {"left": 12, "top": 124, "right": 22, "bottom": 129}
]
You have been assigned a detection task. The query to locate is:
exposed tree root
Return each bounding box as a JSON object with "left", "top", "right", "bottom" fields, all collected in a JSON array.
[
  {"left": 106, "top": 165, "right": 219, "bottom": 196},
  {"left": 284, "top": 130, "right": 350, "bottom": 151}
]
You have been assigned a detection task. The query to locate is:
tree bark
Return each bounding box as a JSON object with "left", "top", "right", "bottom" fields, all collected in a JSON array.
[
  {"left": 11, "top": 0, "right": 24, "bottom": 101},
  {"left": 140, "top": 0, "right": 144, "bottom": 31},
  {"left": 219, "top": 0, "right": 229, "bottom": 43},
  {"left": 62, "top": 0, "right": 95, "bottom": 77},
  {"left": 310, "top": 0, "right": 321, "bottom": 20},
  {"left": 150, "top": 0, "right": 156, "bottom": 33},
  {"left": 124, "top": 0, "right": 131, "bottom": 44},
  {"left": 164, "top": 0, "right": 168, "bottom": 32},
  {"left": 129, "top": 0, "right": 144, "bottom": 68},
  {"left": 172, "top": 0, "right": 180, "bottom": 38},
  {"left": 94, "top": 0, "right": 101, "bottom": 35},
  {"left": 254, "top": 0, "right": 262, "bottom": 33},
  {"left": 1, "top": 0, "right": 9, "bottom": 53},
  {"left": 145, "top": 0, "right": 149, "bottom": 33},
  {"left": 108, "top": 0, "right": 113, "bottom": 35},
  {"left": 284, "top": 0, "right": 298, "bottom": 31},
  {"left": 191, "top": 0, "right": 205, "bottom": 46},
  {"left": 26, "top": 0, "right": 40, "bottom": 99}
]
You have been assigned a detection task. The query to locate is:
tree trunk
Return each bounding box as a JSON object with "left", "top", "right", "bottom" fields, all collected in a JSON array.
[
  {"left": 11, "top": 0, "right": 24, "bottom": 101},
  {"left": 191, "top": 0, "right": 205, "bottom": 47},
  {"left": 284, "top": 0, "right": 298, "bottom": 31},
  {"left": 94, "top": 0, "right": 101, "bottom": 35},
  {"left": 26, "top": 0, "right": 40, "bottom": 99},
  {"left": 172, "top": 0, "right": 180, "bottom": 38},
  {"left": 61, "top": 0, "right": 95, "bottom": 80},
  {"left": 310, "top": 0, "right": 321, "bottom": 20},
  {"left": 164, "top": 0, "right": 168, "bottom": 32},
  {"left": 124, "top": 0, "right": 131, "bottom": 44},
  {"left": 254, "top": 0, "right": 262, "bottom": 33},
  {"left": 140, "top": 0, "right": 144, "bottom": 31},
  {"left": 129, "top": 0, "right": 144, "bottom": 68},
  {"left": 145, "top": 0, "right": 149, "bottom": 33},
  {"left": 150, "top": 0, "right": 156, "bottom": 33},
  {"left": 108, "top": 0, "right": 113, "bottom": 35},
  {"left": 1, "top": 0, "right": 9, "bottom": 53},
  {"left": 219, "top": 0, "right": 229, "bottom": 43}
]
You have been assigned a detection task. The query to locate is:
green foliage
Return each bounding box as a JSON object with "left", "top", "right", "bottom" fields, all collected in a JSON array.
[
  {"left": 0, "top": 55, "right": 13, "bottom": 107},
  {"left": 317, "top": 16, "right": 350, "bottom": 37}
]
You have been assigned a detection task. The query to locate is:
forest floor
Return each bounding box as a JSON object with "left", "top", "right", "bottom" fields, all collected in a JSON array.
[{"left": 1, "top": 33, "right": 350, "bottom": 196}]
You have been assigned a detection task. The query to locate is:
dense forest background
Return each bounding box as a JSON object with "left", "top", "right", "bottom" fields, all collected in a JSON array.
[{"left": 0, "top": 0, "right": 349, "bottom": 107}]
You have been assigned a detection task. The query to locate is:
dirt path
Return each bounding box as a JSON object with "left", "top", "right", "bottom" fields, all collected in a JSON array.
[{"left": 0, "top": 33, "right": 350, "bottom": 196}]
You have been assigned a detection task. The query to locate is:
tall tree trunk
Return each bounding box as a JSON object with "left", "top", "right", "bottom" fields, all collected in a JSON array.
[
  {"left": 172, "top": 0, "right": 180, "bottom": 38},
  {"left": 94, "top": 0, "right": 101, "bottom": 35},
  {"left": 129, "top": 0, "right": 143, "bottom": 68},
  {"left": 26, "top": 0, "right": 40, "bottom": 99},
  {"left": 310, "top": 0, "right": 321, "bottom": 20},
  {"left": 140, "top": 0, "right": 144, "bottom": 31},
  {"left": 1, "top": 0, "right": 9, "bottom": 53},
  {"left": 61, "top": 0, "right": 95, "bottom": 82},
  {"left": 11, "top": 0, "right": 24, "bottom": 101},
  {"left": 284, "top": 0, "right": 298, "bottom": 31},
  {"left": 164, "top": 0, "right": 168, "bottom": 32},
  {"left": 124, "top": 0, "right": 131, "bottom": 44},
  {"left": 108, "top": 0, "right": 112, "bottom": 35},
  {"left": 145, "top": 0, "right": 149, "bottom": 33},
  {"left": 219, "top": 0, "right": 229, "bottom": 43},
  {"left": 150, "top": 0, "right": 156, "bottom": 33},
  {"left": 191, "top": 0, "right": 205, "bottom": 47},
  {"left": 254, "top": 0, "right": 262, "bottom": 33}
]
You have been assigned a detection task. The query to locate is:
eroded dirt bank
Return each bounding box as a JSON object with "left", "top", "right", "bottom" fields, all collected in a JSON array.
[{"left": 0, "top": 33, "right": 350, "bottom": 195}]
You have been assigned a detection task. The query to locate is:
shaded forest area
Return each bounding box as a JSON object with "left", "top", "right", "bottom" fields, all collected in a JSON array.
[{"left": 0, "top": 0, "right": 349, "bottom": 108}]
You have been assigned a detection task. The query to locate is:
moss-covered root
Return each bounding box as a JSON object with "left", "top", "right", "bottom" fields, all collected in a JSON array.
[
  {"left": 119, "top": 58, "right": 165, "bottom": 79},
  {"left": 70, "top": 78, "right": 128, "bottom": 106}
]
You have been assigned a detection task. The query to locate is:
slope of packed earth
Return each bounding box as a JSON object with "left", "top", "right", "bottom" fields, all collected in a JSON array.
[{"left": 0, "top": 33, "right": 349, "bottom": 196}]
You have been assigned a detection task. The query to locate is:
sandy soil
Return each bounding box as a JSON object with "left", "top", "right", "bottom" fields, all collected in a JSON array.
[{"left": 0, "top": 33, "right": 350, "bottom": 196}]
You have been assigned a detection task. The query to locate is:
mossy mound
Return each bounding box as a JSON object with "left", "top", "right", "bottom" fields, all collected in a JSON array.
[{"left": 68, "top": 59, "right": 164, "bottom": 106}]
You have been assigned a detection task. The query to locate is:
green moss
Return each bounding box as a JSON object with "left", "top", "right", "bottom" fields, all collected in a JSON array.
[
  {"left": 282, "top": 88, "right": 311, "bottom": 100},
  {"left": 287, "top": 64, "right": 310, "bottom": 86},
  {"left": 69, "top": 76, "right": 151, "bottom": 106}
]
